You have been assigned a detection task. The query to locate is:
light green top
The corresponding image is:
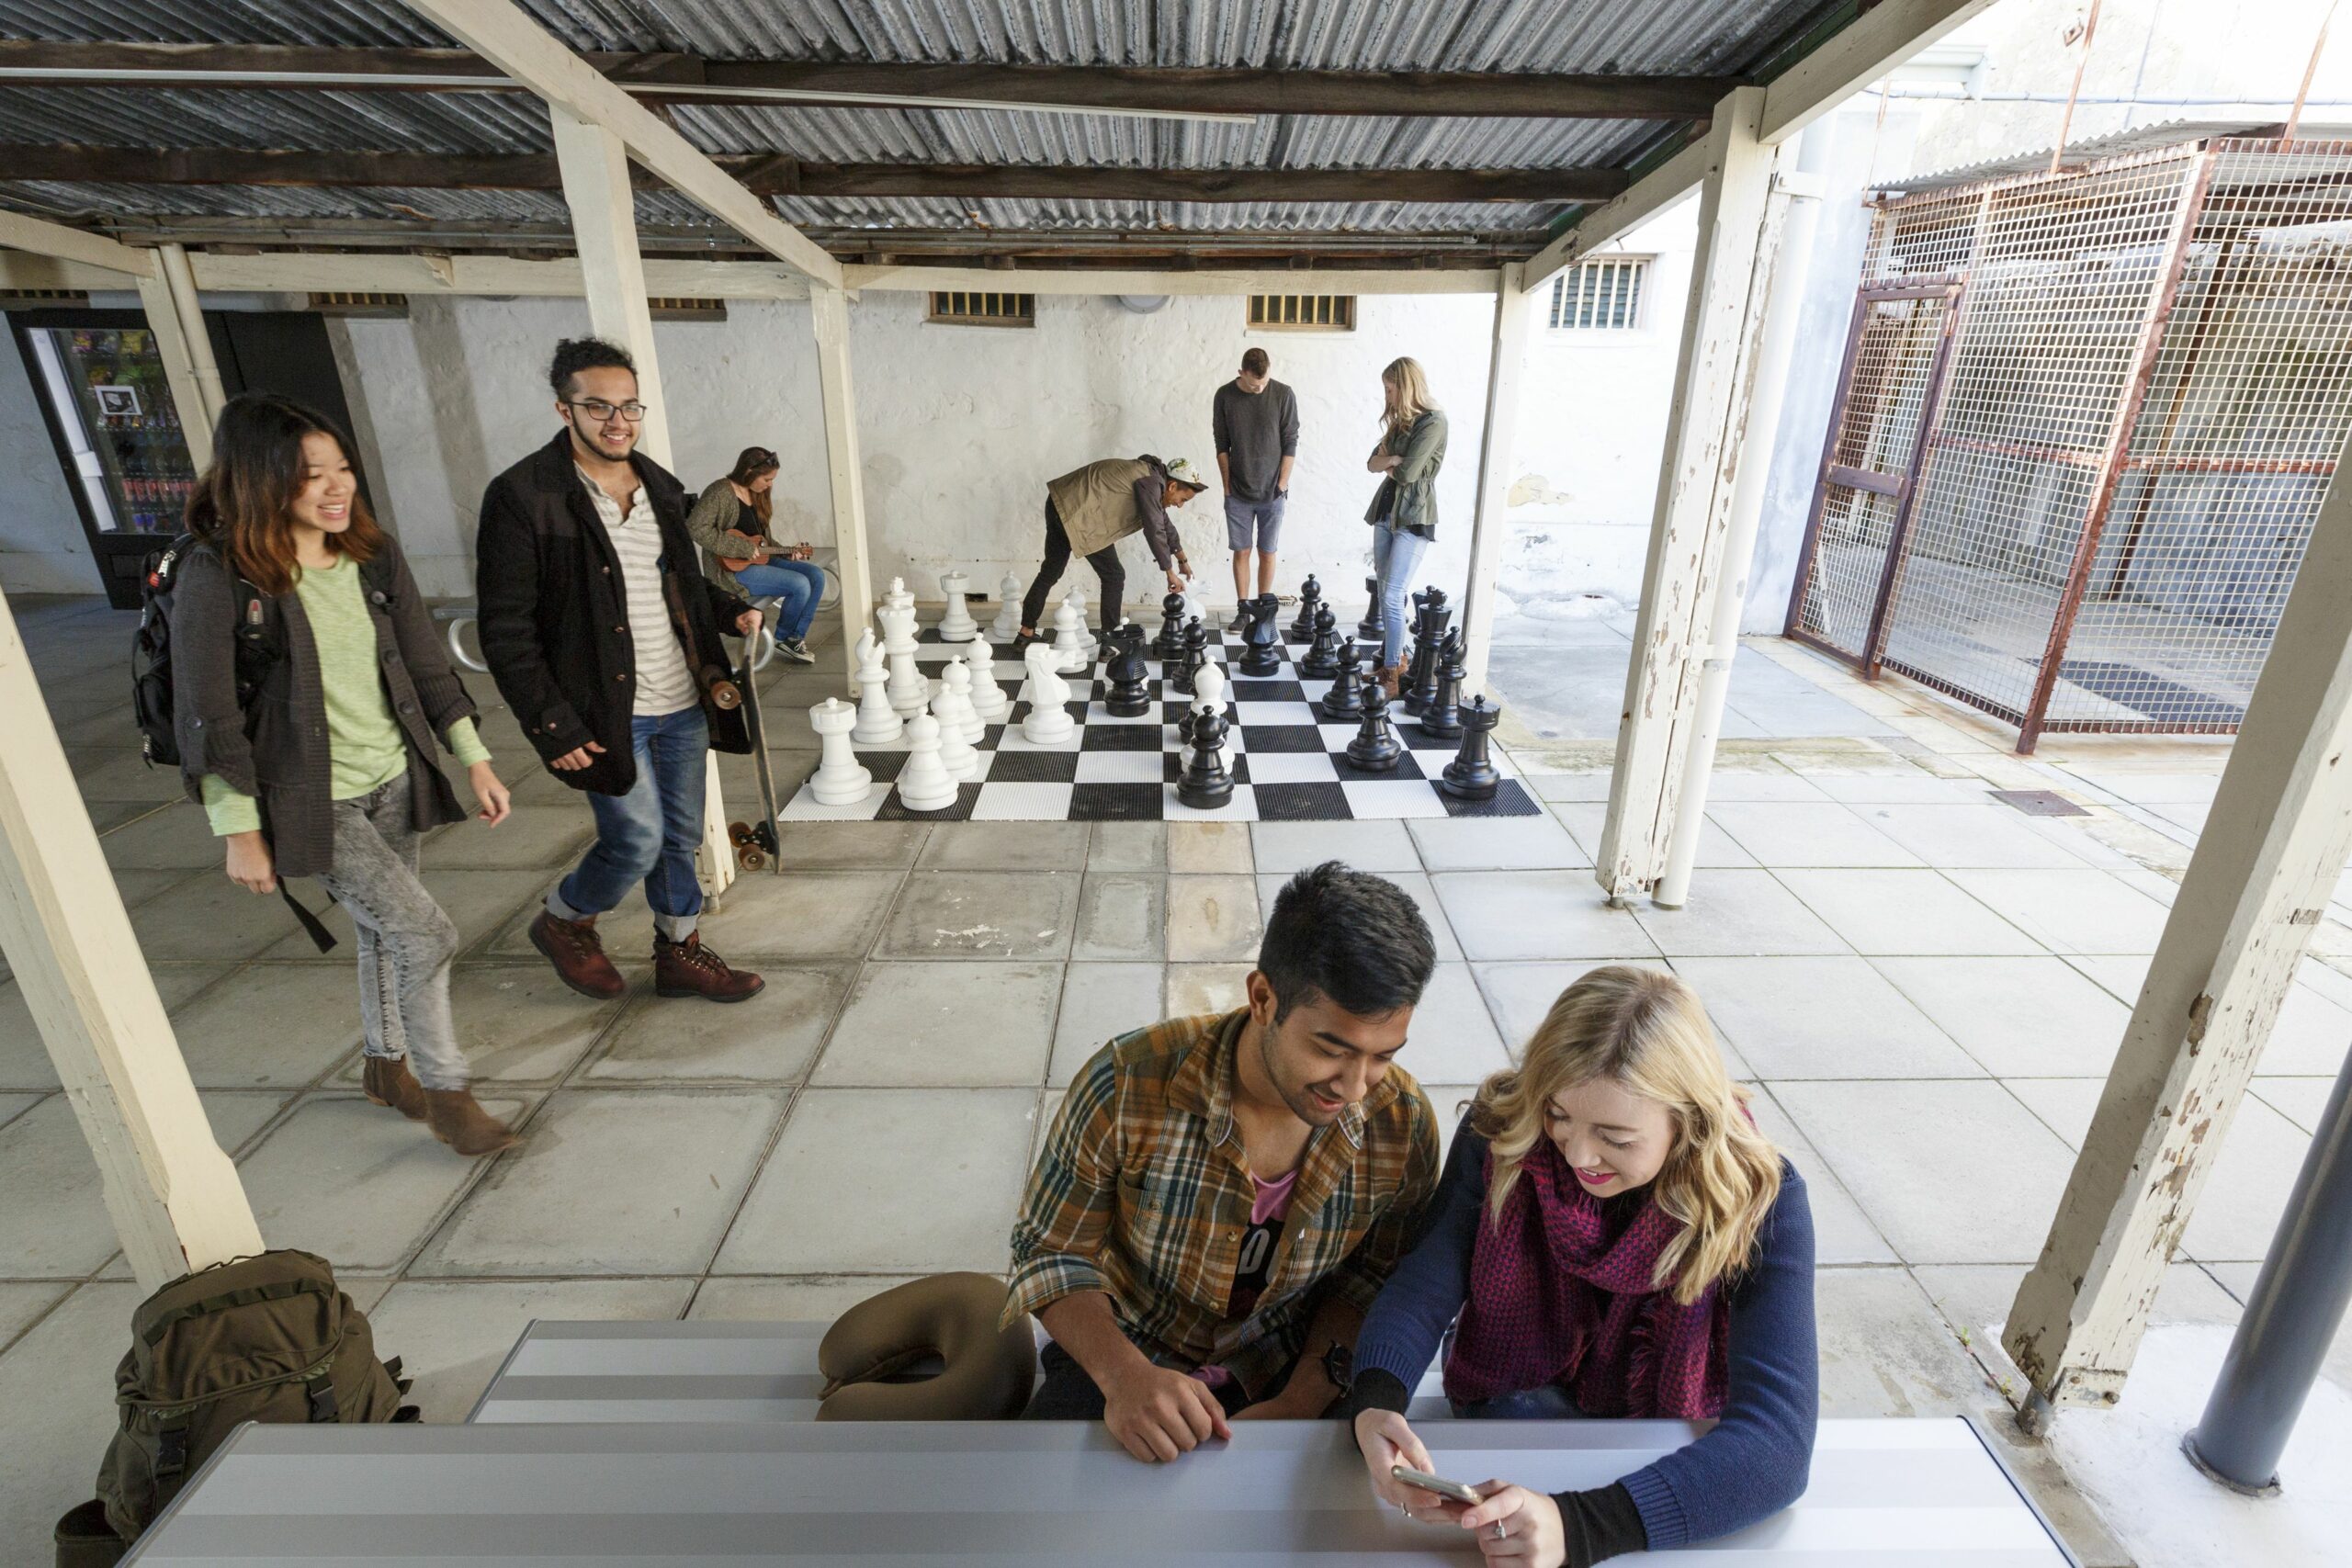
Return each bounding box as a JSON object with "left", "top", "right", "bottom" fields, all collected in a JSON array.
[{"left": 203, "top": 556, "right": 488, "bottom": 836}]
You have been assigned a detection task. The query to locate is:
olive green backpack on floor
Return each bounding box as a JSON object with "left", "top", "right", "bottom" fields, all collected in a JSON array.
[{"left": 83, "top": 1249, "right": 416, "bottom": 1554}]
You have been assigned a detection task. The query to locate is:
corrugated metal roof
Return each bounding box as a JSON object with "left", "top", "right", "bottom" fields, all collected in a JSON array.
[{"left": 1878, "top": 119, "right": 2352, "bottom": 194}]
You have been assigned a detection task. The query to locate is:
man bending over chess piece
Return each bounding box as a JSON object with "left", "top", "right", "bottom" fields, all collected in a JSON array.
[
  {"left": 1004, "top": 863, "right": 1441, "bottom": 1460},
  {"left": 1018, "top": 455, "right": 1203, "bottom": 647}
]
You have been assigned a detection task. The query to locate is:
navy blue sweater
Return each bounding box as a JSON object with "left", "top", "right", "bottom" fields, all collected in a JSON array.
[{"left": 1351, "top": 1122, "right": 1818, "bottom": 1551}]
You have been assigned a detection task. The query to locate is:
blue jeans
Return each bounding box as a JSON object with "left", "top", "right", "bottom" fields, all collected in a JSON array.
[
  {"left": 549, "top": 705, "right": 709, "bottom": 941},
  {"left": 729, "top": 558, "right": 824, "bottom": 641},
  {"left": 1371, "top": 521, "right": 1431, "bottom": 668},
  {"left": 1453, "top": 1384, "right": 1585, "bottom": 1419}
]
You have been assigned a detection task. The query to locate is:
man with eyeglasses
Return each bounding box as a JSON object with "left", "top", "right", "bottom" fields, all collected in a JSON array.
[{"left": 475, "top": 336, "right": 766, "bottom": 1005}]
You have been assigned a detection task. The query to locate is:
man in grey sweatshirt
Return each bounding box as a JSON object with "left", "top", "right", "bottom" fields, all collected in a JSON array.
[{"left": 1212, "top": 347, "right": 1300, "bottom": 627}]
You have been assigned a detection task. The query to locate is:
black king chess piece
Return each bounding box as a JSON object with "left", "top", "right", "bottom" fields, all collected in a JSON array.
[
  {"left": 1318, "top": 637, "right": 1366, "bottom": 721},
  {"left": 1238, "top": 593, "right": 1283, "bottom": 676},
  {"left": 1299, "top": 603, "right": 1342, "bottom": 678},
  {"left": 1441, "top": 695, "right": 1503, "bottom": 801},
  {"left": 1152, "top": 591, "right": 1187, "bottom": 660},
  {"left": 1402, "top": 587, "right": 1452, "bottom": 716},
  {"left": 1178, "top": 703, "right": 1235, "bottom": 808},
  {"left": 1419, "top": 629, "right": 1465, "bottom": 739},
  {"left": 1345, "top": 681, "right": 1405, "bottom": 773},
  {"left": 1103, "top": 623, "right": 1152, "bottom": 717},
  {"left": 1170, "top": 616, "right": 1206, "bottom": 697},
  {"left": 1287, "top": 574, "right": 1323, "bottom": 642},
  {"left": 1358, "top": 574, "right": 1385, "bottom": 643}
]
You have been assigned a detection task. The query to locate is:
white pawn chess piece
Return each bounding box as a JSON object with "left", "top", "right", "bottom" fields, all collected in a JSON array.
[
  {"left": 1021, "top": 643, "right": 1075, "bottom": 745},
  {"left": 1050, "top": 597, "right": 1089, "bottom": 673},
  {"left": 934, "top": 658, "right": 985, "bottom": 747},
  {"left": 964, "top": 636, "right": 1010, "bottom": 724},
  {"left": 937, "top": 570, "right": 978, "bottom": 641},
  {"left": 896, "top": 713, "right": 958, "bottom": 811},
  {"left": 988, "top": 571, "right": 1023, "bottom": 644},
  {"left": 933, "top": 694, "right": 980, "bottom": 781},
  {"left": 1185, "top": 661, "right": 1227, "bottom": 769},
  {"left": 808, "top": 696, "right": 874, "bottom": 807},
  {"left": 850, "top": 629, "right": 902, "bottom": 745},
  {"left": 1066, "top": 586, "right": 1099, "bottom": 659}
]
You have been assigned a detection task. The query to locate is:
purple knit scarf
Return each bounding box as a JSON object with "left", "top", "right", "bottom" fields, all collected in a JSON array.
[{"left": 1444, "top": 1141, "right": 1729, "bottom": 1418}]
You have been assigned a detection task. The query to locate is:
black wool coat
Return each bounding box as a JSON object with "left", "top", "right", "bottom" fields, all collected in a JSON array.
[{"left": 475, "top": 431, "right": 752, "bottom": 796}]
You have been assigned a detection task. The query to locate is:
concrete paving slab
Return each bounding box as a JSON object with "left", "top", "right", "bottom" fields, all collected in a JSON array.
[
  {"left": 1630, "top": 870, "right": 1849, "bottom": 957},
  {"left": 1050, "top": 963, "right": 1165, "bottom": 1087},
  {"left": 1471, "top": 959, "right": 1691, "bottom": 1063},
  {"left": 1070, "top": 871, "right": 1165, "bottom": 962},
  {"left": 769, "top": 820, "right": 932, "bottom": 867},
  {"left": 1550, "top": 802, "right": 1758, "bottom": 868},
  {"left": 1943, "top": 870, "right": 2173, "bottom": 955},
  {"left": 2067, "top": 955, "right": 2351, "bottom": 1077},
  {"left": 918, "top": 820, "right": 1091, "bottom": 872},
  {"left": 0, "top": 1282, "right": 143, "bottom": 1559},
  {"left": 128, "top": 872, "right": 321, "bottom": 963},
  {"left": 170, "top": 962, "right": 362, "bottom": 1089},
  {"left": 1852, "top": 803, "right": 2094, "bottom": 870},
  {"left": 1254, "top": 871, "right": 1462, "bottom": 963},
  {"left": 1407, "top": 813, "right": 1587, "bottom": 872},
  {"left": 507, "top": 871, "right": 898, "bottom": 962},
  {"left": 1804, "top": 770, "right": 1990, "bottom": 805},
  {"left": 1250, "top": 819, "right": 1419, "bottom": 874},
  {"left": 0, "top": 1281, "right": 67, "bottom": 1354},
  {"left": 1774, "top": 869, "right": 2041, "bottom": 956},
  {"left": 0, "top": 964, "right": 225, "bottom": 1091},
  {"left": 1672, "top": 955, "right": 1984, "bottom": 1078},
  {"left": 2253, "top": 1077, "right": 2338, "bottom": 1134},
  {"left": 259, "top": 869, "right": 544, "bottom": 964},
  {"left": 1396, "top": 964, "right": 1512, "bottom": 1086},
  {"left": 366, "top": 1277, "right": 695, "bottom": 1423},
  {"left": 1167, "top": 821, "right": 1254, "bottom": 874},
  {"left": 1747, "top": 1091, "right": 1898, "bottom": 1265},
  {"left": 1167, "top": 874, "right": 1263, "bottom": 964},
  {"left": 1086, "top": 822, "right": 1166, "bottom": 873},
  {"left": 1166, "top": 964, "right": 1252, "bottom": 1016},
  {"left": 419, "top": 808, "right": 594, "bottom": 871},
  {"left": 877, "top": 872, "right": 1080, "bottom": 960},
  {"left": 688, "top": 1275, "right": 933, "bottom": 1322},
  {"left": 1434, "top": 871, "right": 1658, "bottom": 961},
  {"left": 586, "top": 965, "right": 847, "bottom": 1083},
  {"left": 1813, "top": 1266, "right": 1992, "bottom": 1417},
  {"left": 1708, "top": 802, "right": 1923, "bottom": 868},
  {"left": 97, "top": 802, "right": 234, "bottom": 870},
  {"left": 1871, "top": 956, "right": 2132, "bottom": 1077},
  {"left": 409, "top": 963, "right": 631, "bottom": 1085},
  {"left": 816, "top": 962, "right": 1058, "bottom": 1087}
]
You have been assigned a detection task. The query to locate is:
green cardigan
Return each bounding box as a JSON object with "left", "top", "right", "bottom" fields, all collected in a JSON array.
[{"left": 1363, "top": 409, "right": 1449, "bottom": 539}]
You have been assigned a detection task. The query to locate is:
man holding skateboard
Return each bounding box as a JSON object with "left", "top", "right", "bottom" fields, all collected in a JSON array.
[{"left": 475, "top": 335, "right": 765, "bottom": 1004}]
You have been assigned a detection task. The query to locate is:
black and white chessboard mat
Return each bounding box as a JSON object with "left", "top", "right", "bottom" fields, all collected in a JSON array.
[{"left": 778, "top": 623, "right": 1532, "bottom": 823}]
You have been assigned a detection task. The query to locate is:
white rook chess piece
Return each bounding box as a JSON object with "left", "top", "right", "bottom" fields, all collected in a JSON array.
[
  {"left": 937, "top": 570, "right": 978, "bottom": 641},
  {"left": 897, "top": 714, "right": 958, "bottom": 811},
  {"left": 934, "top": 657, "right": 985, "bottom": 747},
  {"left": 933, "top": 694, "right": 980, "bottom": 780},
  {"left": 988, "top": 571, "right": 1023, "bottom": 644},
  {"left": 1050, "top": 598, "right": 1089, "bottom": 673},
  {"left": 808, "top": 696, "right": 874, "bottom": 807},
  {"left": 1021, "top": 643, "right": 1075, "bottom": 744},
  {"left": 850, "top": 629, "right": 902, "bottom": 745},
  {"left": 964, "top": 636, "right": 1010, "bottom": 723}
]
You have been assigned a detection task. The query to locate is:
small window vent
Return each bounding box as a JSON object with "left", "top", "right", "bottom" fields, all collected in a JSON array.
[
  {"left": 927, "top": 291, "right": 1035, "bottom": 327},
  {"left": 1547, "top": 258, "right": 1649, "bottom": 332},
  {"left": 1247, "top": 294, "right": 1355, "bottom": 332},
  {"left": 309, "top": 291, "right": 409, "bottom": 318}
]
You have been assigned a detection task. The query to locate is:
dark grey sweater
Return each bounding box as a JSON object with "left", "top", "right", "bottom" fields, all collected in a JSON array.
[{"left": 1212, "top": 378, "right": 1300, "bottom": 502}]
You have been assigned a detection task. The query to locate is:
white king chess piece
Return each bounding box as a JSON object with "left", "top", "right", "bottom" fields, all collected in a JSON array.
[
  {"left": 1021, "top": 643, "right": 1076, "bottom": 744},
  {"left": 850, "top": 628, "right": 903, "bottom": 745},
  {"left": 808, "top": 696, "right": 874, "bottom": 807},
  {"left": 895, "top": 713, "right": 958, "bottom": 812},
  {"left": 937, "top": 570, "right": 979, "bottom": 642},
  {"left": 884, "top": 576, "right": 914, "bottom": 614},
  {"left": 964, "top": 636, "right": 1010, "bottom": 724},
  {"left": 988, "top": 571, "right": 1023, "bottom": 644}
]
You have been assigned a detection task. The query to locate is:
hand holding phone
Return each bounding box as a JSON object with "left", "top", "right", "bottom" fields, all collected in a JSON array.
[{"left": 1391, "top": 1465, "right": 1484, "bottom": 1506}]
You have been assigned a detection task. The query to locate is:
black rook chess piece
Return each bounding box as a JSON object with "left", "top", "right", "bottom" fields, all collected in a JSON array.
[
  {"left": 1103, "top": 623, "right": 1152, "bottom": 717},
  {"left": 1178, "top": 705, "right": 1235, "bottom": 808},
  {"left": 1441, "top": 695, "right": 1503, "bottom": 801},
  {"left": 1402, "top": 588, "right": 1452, "bottom": 716},
  {"left": 1419, "top": 629, "right": 1465, "bottom": 739},
  {"left": 1170, "top": 616, "right": 1205, "bottom": 697},
  {"left": 1299, "top": 604, "right": 1342, "bottom": 678},
  {"left": 1346, "top": 682, "right": 1404, "bottom": 773},
  {"left": 1318, "top": 637, "right": 1365, "bottom": 721},
  {"left": 1239, "top": 593, "right": 1283, "bottom": 676},
  {"left": 1357, "top": 575, "right": 1385, "bottom": 643},
  {"left": 1152, "top": 591, "right": 1187, "bottom": 660},
  {"left": 1287, "top": 575, "right": 1323, "bottom": 642}
]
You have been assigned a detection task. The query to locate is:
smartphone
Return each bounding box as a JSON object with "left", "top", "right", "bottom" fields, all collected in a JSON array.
[{"left": 1391, "top": 1465, "right": 1483, "bottom": 1506}]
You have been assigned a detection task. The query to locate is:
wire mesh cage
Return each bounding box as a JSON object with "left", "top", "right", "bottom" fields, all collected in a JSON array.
[{"left": 1786, "top": 135, "right": 2352, "bottom": 750}]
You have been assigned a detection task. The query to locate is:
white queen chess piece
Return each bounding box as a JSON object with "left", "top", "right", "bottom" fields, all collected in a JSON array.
[
  {"left": 963, "top": 636, "right": 1010, "bottom": 724},
  {"left": 1050, "top": 597, "right": 1089, "bottom": 673},
  {"left": 937, "top": 570, "right": 979, "bottom": 641},
  {"left": 933, "top": 657, "right": 985, "bottom": 747},
  {"left": 933, "top": 693, "right": 980, "bottom": 780},
  {"left": 896, "top": 713, "right": 958, "bottom": 811},
  {"left": 808, "top": 696, "right": 874, "bottom": 807},
  {"left": 850, "top": 629, "right": 902, "bottom": 744},
  {"left": 1020, "top": 642, "right": 1075, "bottom": 744},
  {"left": 988, "top": 571, "right": 1023, "bottom": 644}
]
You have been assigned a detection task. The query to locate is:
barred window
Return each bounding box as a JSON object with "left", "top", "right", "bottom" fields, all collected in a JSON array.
[
  {"left": 1548, "top": 258, "right": 1650, "bottom": 332},
  {"left": 1248, "top": 294, "right": 1355, "bottom": 332},
  {"left": 308, "top": 291, "right": 408, "bottom": 318},
  {"left": 648, "top": 297, "right": 728, "bottom": 322},
  {"left": 928, "top": 291, "right": 1035, "bottom": 327}
]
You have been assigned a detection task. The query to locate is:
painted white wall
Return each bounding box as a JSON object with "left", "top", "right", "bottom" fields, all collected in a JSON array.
[{"left": 0, "top": 324, "right": 99, "bottom": 594}]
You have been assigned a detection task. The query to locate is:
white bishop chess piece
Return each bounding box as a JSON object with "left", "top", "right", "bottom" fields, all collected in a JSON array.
[
  {"left": 937, "top": 570, "right": 979, "bottom": 641},
  {"left": 1021, "top": 642, "right": 1076, "bottom": 745},
  {"left": 988, "top": 571, "right": 1023, "bottom": 644},
  {"left": 808, "top": 696, "right": 873, "bottom": 807},
  {"left": 896, "top": 713, "right": 958, "bottom": 812},
  {"left": 850, "top": 628, "right": 902, "bottom": 745},
  {"left": 964, "top": 636, "right": 1010, "bottom": 724}
]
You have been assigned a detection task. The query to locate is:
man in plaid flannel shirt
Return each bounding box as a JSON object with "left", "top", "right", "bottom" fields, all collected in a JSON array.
[{"left": 1004, "top": 862, "right": 1442, "bottom": 1461}]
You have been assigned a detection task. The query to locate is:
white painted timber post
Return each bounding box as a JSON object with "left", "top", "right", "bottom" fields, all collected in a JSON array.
[
  {"left": 2006, "top": 423, "right": 2352, "bottom": 1419},
  {"left": 810, "top": 282, "right": 875, "bottom": 694},
  {"left": 549, "top": 106, "right": 735, "bottom": 897},
  {"left": 1595, "top": 86, "right": 1789, "bottom": 902},
  {"left": 1460, "top": 261, "right": 1532, "bottom": 702},
  {"left": 0, "top": 586, "right": 263, "bottom": 1289},
  {"left": 155, "top": 243, "right": 227, "bottom": 425},
  {"left": 132, "top": 262, "right": 218, "bottom": 471}
]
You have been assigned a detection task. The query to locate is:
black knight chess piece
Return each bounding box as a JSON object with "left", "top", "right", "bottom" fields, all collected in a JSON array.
[
  {"left": 1419, "top": 629, "right": 1465, "bottom": 739},
  {"left": 1299, "top": 603, "right": 1342, "bottom": 679},
  {"left": 1346, "top": 682, "right": 1404, "bottom": 773},
  {"left": 1103, "top": 623, "right": 1152, "bottom": 717},
  {"left": 1287, "top": 575, "right": 1323, "bottom": 642},
  {"left": 1402, "top": 587, "right": 1452, "bottom": 716},
  {"left": 1178, "top": 704, "right": 1235, "bottom": 808},
  {"left": 1170, "top": 616, "right": 1206, "bottom": 697},
  {"left": 1441, "top": 695, "right": 1503, "bottom": 801},
  {"left": 1318, "top": 637, "right": 1365, "bottom": 721},
  {"left": 1358, "top": 574, "right": 1384, "bottom": 643},
  {"left": 1239, "top": 593, "right": 1283, "bottom": 677},
  {"left": 1152, "top": 591, "right": 1187, "bottom": 660}
]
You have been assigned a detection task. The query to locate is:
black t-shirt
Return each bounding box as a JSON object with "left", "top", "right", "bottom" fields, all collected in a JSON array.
[{"left": 1227, "top": 1168, "right": 1301, "bottom": 1319}]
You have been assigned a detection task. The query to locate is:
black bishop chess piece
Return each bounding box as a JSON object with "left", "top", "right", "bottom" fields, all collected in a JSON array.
[
  {"left": 1238, "top": 593, "right": 1283, "bottom": 677},
  {"left": 1418, "top": 629, "right": 1465, "bottom": 739},
  {"left": 1318, "top": 637, "right": 1366, "bottom": 721},
  {"left": 1170, "top": 616, "right": 1206, "bottom": 697},
  {"left": 1298, "top": 603, "right": 1342, "bottom": 678},
  {"left": 1152, "top": 591, "right": 1187, "bottom": 660},
  {"left": 1103, "top": 623, "right": 1152, "bottom": 717},
  {"left": 1178, "top": 703, "right": 1235, "bottom": 808},
  {"left": 1346, "top": 682, "right": 1405, "bottom": 773},
  {"left": 1402, "top": 587, "right": 1452, "bottom": 716},
  {"left": 1441, "top": 695, "right": 1503, "bottom": 801},
  {"left": 1357, "top": 575, "right": 1385, "bottom": 643},
  {"left": 1287, "top": 574, "right": 1323, "bottom": 643}
]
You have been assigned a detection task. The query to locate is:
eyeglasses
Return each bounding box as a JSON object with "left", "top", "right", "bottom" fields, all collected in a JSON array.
[{"left": 565, "top": 399, "right": 648, "bottom": 423}]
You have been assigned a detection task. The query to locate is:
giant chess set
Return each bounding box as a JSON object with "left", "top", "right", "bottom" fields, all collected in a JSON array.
[{"left": 780, "top": 570, "right": 1536, "bottom": 823}]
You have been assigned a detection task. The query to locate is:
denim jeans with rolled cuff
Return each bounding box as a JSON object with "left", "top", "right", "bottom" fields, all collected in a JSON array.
[
  {"left": 1371, "top": 520, "right": 1431, "bottom": 668},
  {"left": 548, "top": 705, "right": 709, "bottom": 942}
]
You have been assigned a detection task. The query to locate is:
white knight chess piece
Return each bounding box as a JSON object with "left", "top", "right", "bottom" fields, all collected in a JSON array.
[{"left": 1021, "top": 643, "right": 1075, "bottom": 745}]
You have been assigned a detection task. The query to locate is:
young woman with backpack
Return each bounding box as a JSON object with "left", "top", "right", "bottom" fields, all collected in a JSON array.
[{"left": 173, "top": 394, "right": 520, "bottom": 1156}]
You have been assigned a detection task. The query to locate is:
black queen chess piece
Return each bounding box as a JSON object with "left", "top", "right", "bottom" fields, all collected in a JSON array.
[
  {"left": 1345, "top": 681, "right": 1405, "bottom": 773},
  {"left": 1358, "top": 574, "right": 1385, "bottom": 643},
  {"left": 1402, "top": 587, "right": 1453, "bottom": 716},
  {"left": 1238, "top": 593, "right": 1283, "bottom": 677},
  {"left": 1152, "top": 590, "right": 1188, "bottom": 660},
  {"left": 1287, "top": 574, "right": 1323, "bottom": 642},
  {"left": 1418, "top": 628, "right": 1465, "bottom": 739},
  {"left": 1441, "top": 695, "right": 1503, "bottom": 801},
  {"left": 1170, "top": 616, "right": 1206, "bottom": 697},
  {"left": 1318, "top": 637, "right": 1366, "bottom": 721},
  {"left": 1103, "top": 623, "right": 1152, "bottom": 717},
  {"left": 1298, "top": 603, "right": 1342, "bottom": 679},
  {"left": 1178, "top": 703, "right": 1236, "bottom": 808}
]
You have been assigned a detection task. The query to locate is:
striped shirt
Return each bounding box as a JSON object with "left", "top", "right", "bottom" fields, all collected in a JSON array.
[
  {"left": 578, "top": 466, "right": 696, "bottom": 716},
  {"left": 1003, "top": 1009, "right": 1439, "bottom": 1397}
]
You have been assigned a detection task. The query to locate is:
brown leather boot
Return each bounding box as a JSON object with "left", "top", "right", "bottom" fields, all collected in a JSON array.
[
  {"left": 529, "top": 908, "right": 627, "bottom": 999},
  {"left": 362, "top": 1055, "right": 428, "bottom": 1121},
  {"left": 1375, "top": 661, "right": 1406, "bottom": 700},
  {"left": 653, "top": 931, "right": 765, "bottom": 1003},
  {"left": 423, "top": 1088, "right": 520, "bottom": 1156}
]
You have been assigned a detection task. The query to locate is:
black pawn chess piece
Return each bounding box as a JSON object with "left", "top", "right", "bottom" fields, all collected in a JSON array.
[
  {"left": 1358, "top": 574, "right": 1385, "bottom": 643},
  {"left": 1103, "top": 623, "right": 1152, "bottom": 717},
  {"left": 1402, "top": 587, "right": 1452, "bottom": 716},
  {"left": 1441, "top": 696, "right": 1503, "bottom": 801},
  {"left": 1298, "top": 604, "right": 1342, "bottom": 679},
  {"left": 1346, "top": 682, "right": 1405, "bottom": 773},
  {"left": 1178, "top": 704, "right": 1235, "bottom": 808},
  {"left": 1170, "top": 616, "right": 1205, "bottom": 697},
  {"left": 1239, "top": 593, "right": 1283, "bottom": 677},
  {"left": 1287, "top": 574, "right": 1323, "bottom": 642},
  {"left": 1318, "top": 638, "right": 1365, "bottom": 721},
  {"left": 1152, "top": 591, "right": 1187, "bottom": 660},
  {"left": 1419, "top": 629, "right": 1465, "bottom": 739}
]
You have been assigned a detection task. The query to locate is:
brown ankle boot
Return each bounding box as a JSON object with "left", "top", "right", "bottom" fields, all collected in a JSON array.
[
  {"left": 653, "top": 931, "right": 764, "bottom": 1003},
  {"left": 362, "top": 1055, "right": 428, "bottom": 1121},
  {"left": 529, "top": 908, "right": 627, "bottom": 999},
  {"left": 423, "top": 1088, "right": 520, "bottom": 1156},
  {"left": 1376, "top": 661, "right": 1405, "bottom": 700}
]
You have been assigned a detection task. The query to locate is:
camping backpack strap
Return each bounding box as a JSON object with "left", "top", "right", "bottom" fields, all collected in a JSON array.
[{"left": 151, "top": 1416, "right": 193, "bottom": 1483}]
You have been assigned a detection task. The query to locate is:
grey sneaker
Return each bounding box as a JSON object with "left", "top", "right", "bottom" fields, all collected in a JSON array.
[{"left": 775, "top": 636, "right": 817, "bottom": 664}]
